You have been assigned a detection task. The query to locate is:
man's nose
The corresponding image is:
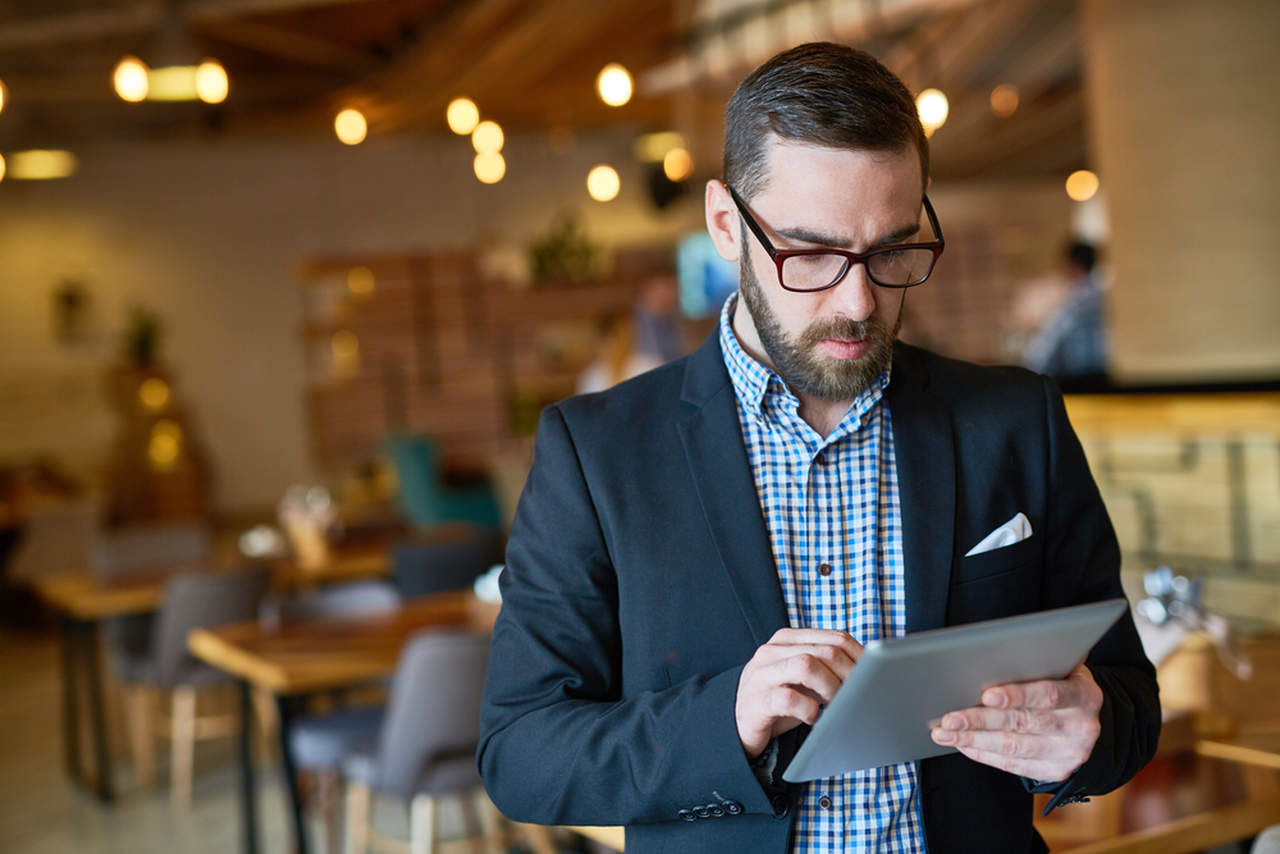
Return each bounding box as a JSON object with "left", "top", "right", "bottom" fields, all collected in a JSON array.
[{"left": 827, "top": 262, "right": 877, "bottom": 321}]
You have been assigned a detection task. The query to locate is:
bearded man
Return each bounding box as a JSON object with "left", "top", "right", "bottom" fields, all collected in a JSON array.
[{"left": 478, "top": 42, "right": 1159, "bottom": 854}]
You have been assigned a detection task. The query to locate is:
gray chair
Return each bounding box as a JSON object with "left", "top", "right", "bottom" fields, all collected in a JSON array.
[
  {"left": 114, "top": 566, "right": 269, "bottom": 807},
  {"left": 1255, "top": 825, "right": 1280, "bottom": 854},
  {"left": 98, "top": 522, "right": 214, "bottom": 677},
  {"left": 390, "top": 528, "right": 504, "bottom": 599},
  {"left": 342, "top": 630, "right": 504, "bottom": 854}
]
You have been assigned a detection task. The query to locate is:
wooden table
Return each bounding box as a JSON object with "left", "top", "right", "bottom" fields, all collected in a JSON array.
[
  {"left": 188, "top": 591, "right": 500, "bottom": 854},
  {"left": 29, "top": 546, "right": 391, "bottom": 803},
  {"left": 1197, "top": 731, "right": 1280, "bottom": 772}
]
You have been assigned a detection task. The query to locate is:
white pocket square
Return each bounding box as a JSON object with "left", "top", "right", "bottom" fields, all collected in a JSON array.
[{"left": 965, "top": 512, "right": 1033, "bottom": 557}]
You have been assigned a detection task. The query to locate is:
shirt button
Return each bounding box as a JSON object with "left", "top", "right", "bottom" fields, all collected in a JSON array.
[
  {"left": 814, "top": 452, "right": 826, "bottom": 465},
  {"left": 818, "top": 562, "right": 833, "bottom": 577},
  {"left": 818, "top": 795, "right": 833, "bottom": 809}
]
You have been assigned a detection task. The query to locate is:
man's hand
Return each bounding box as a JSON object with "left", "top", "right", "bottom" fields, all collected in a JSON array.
[
  {"left": 736, "top": 628, "right": 863, "bottom": 759},
  {"left": 929, "top": 664, "right": 1103, "bottom": 782}
]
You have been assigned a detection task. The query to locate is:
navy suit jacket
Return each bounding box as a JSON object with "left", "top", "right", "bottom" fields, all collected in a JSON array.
[{"left": 478, "top": 331, "right": 1159, "bottom": 854}]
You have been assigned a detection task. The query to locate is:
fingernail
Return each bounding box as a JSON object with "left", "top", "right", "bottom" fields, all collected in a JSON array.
[
  {"left": 943, "top": 715, "right": 963, "bottom": 730},
  {"left": 932, "top": 729, "right": 954, "bottom": 744},
  {"left": 984, "top": 691, "right": 1007, "bottom": 708}
]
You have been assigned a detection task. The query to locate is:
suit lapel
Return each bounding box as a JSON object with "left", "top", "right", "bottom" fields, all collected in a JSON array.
[
  {"left": 889, "top": 343, "right": 957, "bottom": 634},
  {"left": 677, "top": 334, "right": 789, "bottom": 647}
]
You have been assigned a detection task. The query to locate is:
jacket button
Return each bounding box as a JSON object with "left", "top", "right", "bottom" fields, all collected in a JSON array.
[
  {"left": 709, "top": 805, "right": 724, "bottom": 817},
  {"left": 724, "top": 801, "right": 743, "bottom": 815},
  {"left": 696, "top": 806, "right": 712, "bottom": 819},
  {"left": 678, "top": 809, "right": 695, "bottom": 822},
  {"left": 770, "top": 793, "right": 789, "bottom": 817}
]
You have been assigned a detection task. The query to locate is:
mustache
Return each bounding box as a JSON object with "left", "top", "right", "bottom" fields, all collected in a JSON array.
[{"left": 800, "top": 316, "right": 891, "bottom": 346}]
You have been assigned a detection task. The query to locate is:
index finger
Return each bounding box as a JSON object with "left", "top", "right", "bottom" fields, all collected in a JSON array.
[
  {"left": 982, "top": 677, "right": 1080, "bottom": 711},
  {"left": 767, "top": 628, "right": 864, "bottom": 659}
]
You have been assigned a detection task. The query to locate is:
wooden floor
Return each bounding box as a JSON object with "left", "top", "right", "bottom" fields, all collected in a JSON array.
[{"left": 0, "top": 625, "right": 473, "bottom": 854}]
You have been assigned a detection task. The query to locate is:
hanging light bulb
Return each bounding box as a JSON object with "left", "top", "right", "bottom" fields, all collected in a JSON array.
[
  {"left": 586, "top": 165, "right": 620, "bottom": 201},
  {"left": 1065, "top": 170, "right": 1100, "bottom": 202},
  {"left": 0, "top": 78, "right": 7, "bottom": 115},
  {"left": 474, "top": 151, "right": 506, "bottom": 184},
  {"left": 990, "top": 84, "right": 1019, "bottom": 117},
  {"left": 915, "top": 88, "right": 949, "bottom": 137},
  {"left": 0, "top": 153, "right": 6, "bottom": 183},
  {"left": 471, "top": 120, "right": 504, "bottom": 153},
  {"left": 596, "top": 63, "right": 633, "bottom": 107},
  {"left": 446, "top": 97, "right": 480, "bottom": 135},
  {"left": 113, "top": 56, "right": 150, "bottom": 103},
  {"left": 195, "top": 59, "right": 228, "bottom": 104},
  {"left": 334, "top": 108, "right": 368, "bottom": 145},
  {"left": 663, "top": 147, "right": 694, "bottom": 182}
]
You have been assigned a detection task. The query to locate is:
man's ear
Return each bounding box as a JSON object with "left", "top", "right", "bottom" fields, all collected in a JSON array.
[{"left": 704, "top": 180, "right": 741, "bottom": 263}]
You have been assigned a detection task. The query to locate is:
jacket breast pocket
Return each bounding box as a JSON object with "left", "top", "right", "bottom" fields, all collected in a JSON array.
[
  {"left": 948, "top": 535, "right": 1040, "bottom": 624},
  {"left": 952, "top": 534, "right": 1040, "bottom": 585}
]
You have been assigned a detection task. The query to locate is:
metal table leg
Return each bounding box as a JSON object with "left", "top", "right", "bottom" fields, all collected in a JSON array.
[
  {"left": 58, "top": 616, "right": 82, "bottom": 782},
  {"left": 276, "top": 695, "right": 311, "bottom": 854},
  {"left": 60, "top": 616, "right": 114, "bottom": 802},
  {"left": 238, "top": 680, "right": 260, "bottom": 854}
]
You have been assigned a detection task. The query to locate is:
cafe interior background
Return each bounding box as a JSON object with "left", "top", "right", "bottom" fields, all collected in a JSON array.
[{"left": 0, "top": 0, "right": 1277, "bottom": 852}]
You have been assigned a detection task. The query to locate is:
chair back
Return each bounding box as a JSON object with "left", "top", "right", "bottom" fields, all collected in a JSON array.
[
  {"left": 392, "top": 528, "right": 504, "bottom": 598},
  {"left": 259, "top": 579, "right": 401, "bottom": 625},
  {"left": 372, "top": 630, "right": 490, "bottom": 797},
  {"left": 91, "top": 522, "right": 212, "bottom": 579},
  {"left": 152, "top": 566, "right": 270, "bottom": 686},
  {"left": 385, "top": 434, "right": 501, "bottom": 529}
]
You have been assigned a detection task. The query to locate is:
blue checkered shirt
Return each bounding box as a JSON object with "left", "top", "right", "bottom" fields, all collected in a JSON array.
[{"left": 718, "top": 295, "right": 927, "bottom": 853}]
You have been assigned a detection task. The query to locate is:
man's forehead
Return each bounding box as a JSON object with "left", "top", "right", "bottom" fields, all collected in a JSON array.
[{"left": 757, "top": 135, "right": 924, "bottom": 196}]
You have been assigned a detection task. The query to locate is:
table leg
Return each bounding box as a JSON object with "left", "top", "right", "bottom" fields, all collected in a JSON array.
[
  {"left": 58, "top": 616, "right": 82, "bottom": 783},
  {"left": 60, "top": 616, "right": 114, "bottom": 802},
  {"left": 81, "top": 621, "right": 114, "bottom": 803},
  {"left": 276, "top": 695, "right": 310, "bottom": 854},
  {"left": 238, "top": 681, "right": 260, "bottom": 854}
]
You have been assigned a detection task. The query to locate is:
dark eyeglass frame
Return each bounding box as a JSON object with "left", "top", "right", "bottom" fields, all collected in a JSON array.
[{"left": 727, "top": 184, "right": 946, "bottom": 291}]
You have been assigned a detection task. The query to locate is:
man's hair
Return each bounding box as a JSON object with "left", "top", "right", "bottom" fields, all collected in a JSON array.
[
  {"left": 724, "top": 42, "right": 929, "bottom": 200},
  {"left": 1065, "top": 241, "right": 1097, "bottom": 274}
]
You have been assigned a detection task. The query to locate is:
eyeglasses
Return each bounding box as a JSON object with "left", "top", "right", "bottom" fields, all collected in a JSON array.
[{"left": 727, "top": 184, "right": 945, "bottom": 291}]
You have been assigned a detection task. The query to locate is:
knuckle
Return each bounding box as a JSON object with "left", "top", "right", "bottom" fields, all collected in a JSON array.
[
  {"left": 1001, "top": 736, "right": 1021, "bottom": 758},
  {"left": 1044, "top": 684, "right": 1062, "bottom": 707}
]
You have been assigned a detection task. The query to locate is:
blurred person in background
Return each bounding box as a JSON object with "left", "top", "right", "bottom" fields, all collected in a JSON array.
[
  {"left": 577, "top": 273, "right": 684, "bottom": 394},
  {"left": 576, "top": 312, "right": 664, "bottom": 394},
  {"left": 1022, "top": 241, "right": 1110, "bottom": 388},
  {"left": 481, "top": 43, "right": 1157, "bottom": 854}
]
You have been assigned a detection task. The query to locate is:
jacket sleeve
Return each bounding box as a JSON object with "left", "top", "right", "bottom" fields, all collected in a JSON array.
[
  {"left": 477, "top": 404, "right": 779, "bottom": 826},
  {"left": 1038, "top": 378, "right": 1161, "bottom": 806}
]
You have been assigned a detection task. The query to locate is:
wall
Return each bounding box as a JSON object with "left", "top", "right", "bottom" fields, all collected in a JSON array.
[
  {"left": 0, "top": 130, "right": 705, "bottom": 512},
  {"left": 1081, "top": 0, "right": 1280, "bottom": 382}
]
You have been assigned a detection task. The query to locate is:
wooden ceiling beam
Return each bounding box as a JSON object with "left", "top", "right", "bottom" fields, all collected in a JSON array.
[
  {"left": 932, "top": 87, "right": 1082, "bottom": 179},
  {"left": 890, "top": 0, "right": 1041, "bottom": 92},
  {"left": 197, "top": 18, "right": 380, "bottom": 72},
  {"left": 0, "top": 0, "right": 389, "bottom": 52},
  {"left": 375, "top": 0, "right": 666, "bottom": 133}
]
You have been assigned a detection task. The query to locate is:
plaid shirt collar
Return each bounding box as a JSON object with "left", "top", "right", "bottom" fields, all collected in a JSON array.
[{"left": 717, "top": 292, "right": 891, "bottom": 431}]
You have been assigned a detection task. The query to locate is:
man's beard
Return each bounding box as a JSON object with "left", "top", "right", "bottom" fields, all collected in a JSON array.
[{"left": 738, "top": 240, "right": 900, "bottom": 402}]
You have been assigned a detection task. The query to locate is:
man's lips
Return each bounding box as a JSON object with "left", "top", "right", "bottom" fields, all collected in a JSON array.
[{"left": 816, "top": 337, "right": 871, "bottom": 360}]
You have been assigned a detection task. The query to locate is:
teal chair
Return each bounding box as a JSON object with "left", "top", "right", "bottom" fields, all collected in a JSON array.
[{"left": 384, "top": 435, "right": 501, "bottom": 530}]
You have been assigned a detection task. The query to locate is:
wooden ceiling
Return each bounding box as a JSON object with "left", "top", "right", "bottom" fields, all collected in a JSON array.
[{"left": 0, "top": 0, "right": 1089, "bottom": 180}]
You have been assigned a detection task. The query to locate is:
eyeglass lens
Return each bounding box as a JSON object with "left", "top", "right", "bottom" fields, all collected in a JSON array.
[{"left": 780, "top": 247, "right": 936, "bottom": 290}]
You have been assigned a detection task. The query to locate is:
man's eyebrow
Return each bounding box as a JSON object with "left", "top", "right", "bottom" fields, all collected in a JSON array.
[{"left": 775, "top": 221, "right": 922, "bottom": 250}]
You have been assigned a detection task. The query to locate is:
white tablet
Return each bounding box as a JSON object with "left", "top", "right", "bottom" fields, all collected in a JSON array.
[{"left": 782, "top": 598, "right": 1128, "bottom": 783}]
